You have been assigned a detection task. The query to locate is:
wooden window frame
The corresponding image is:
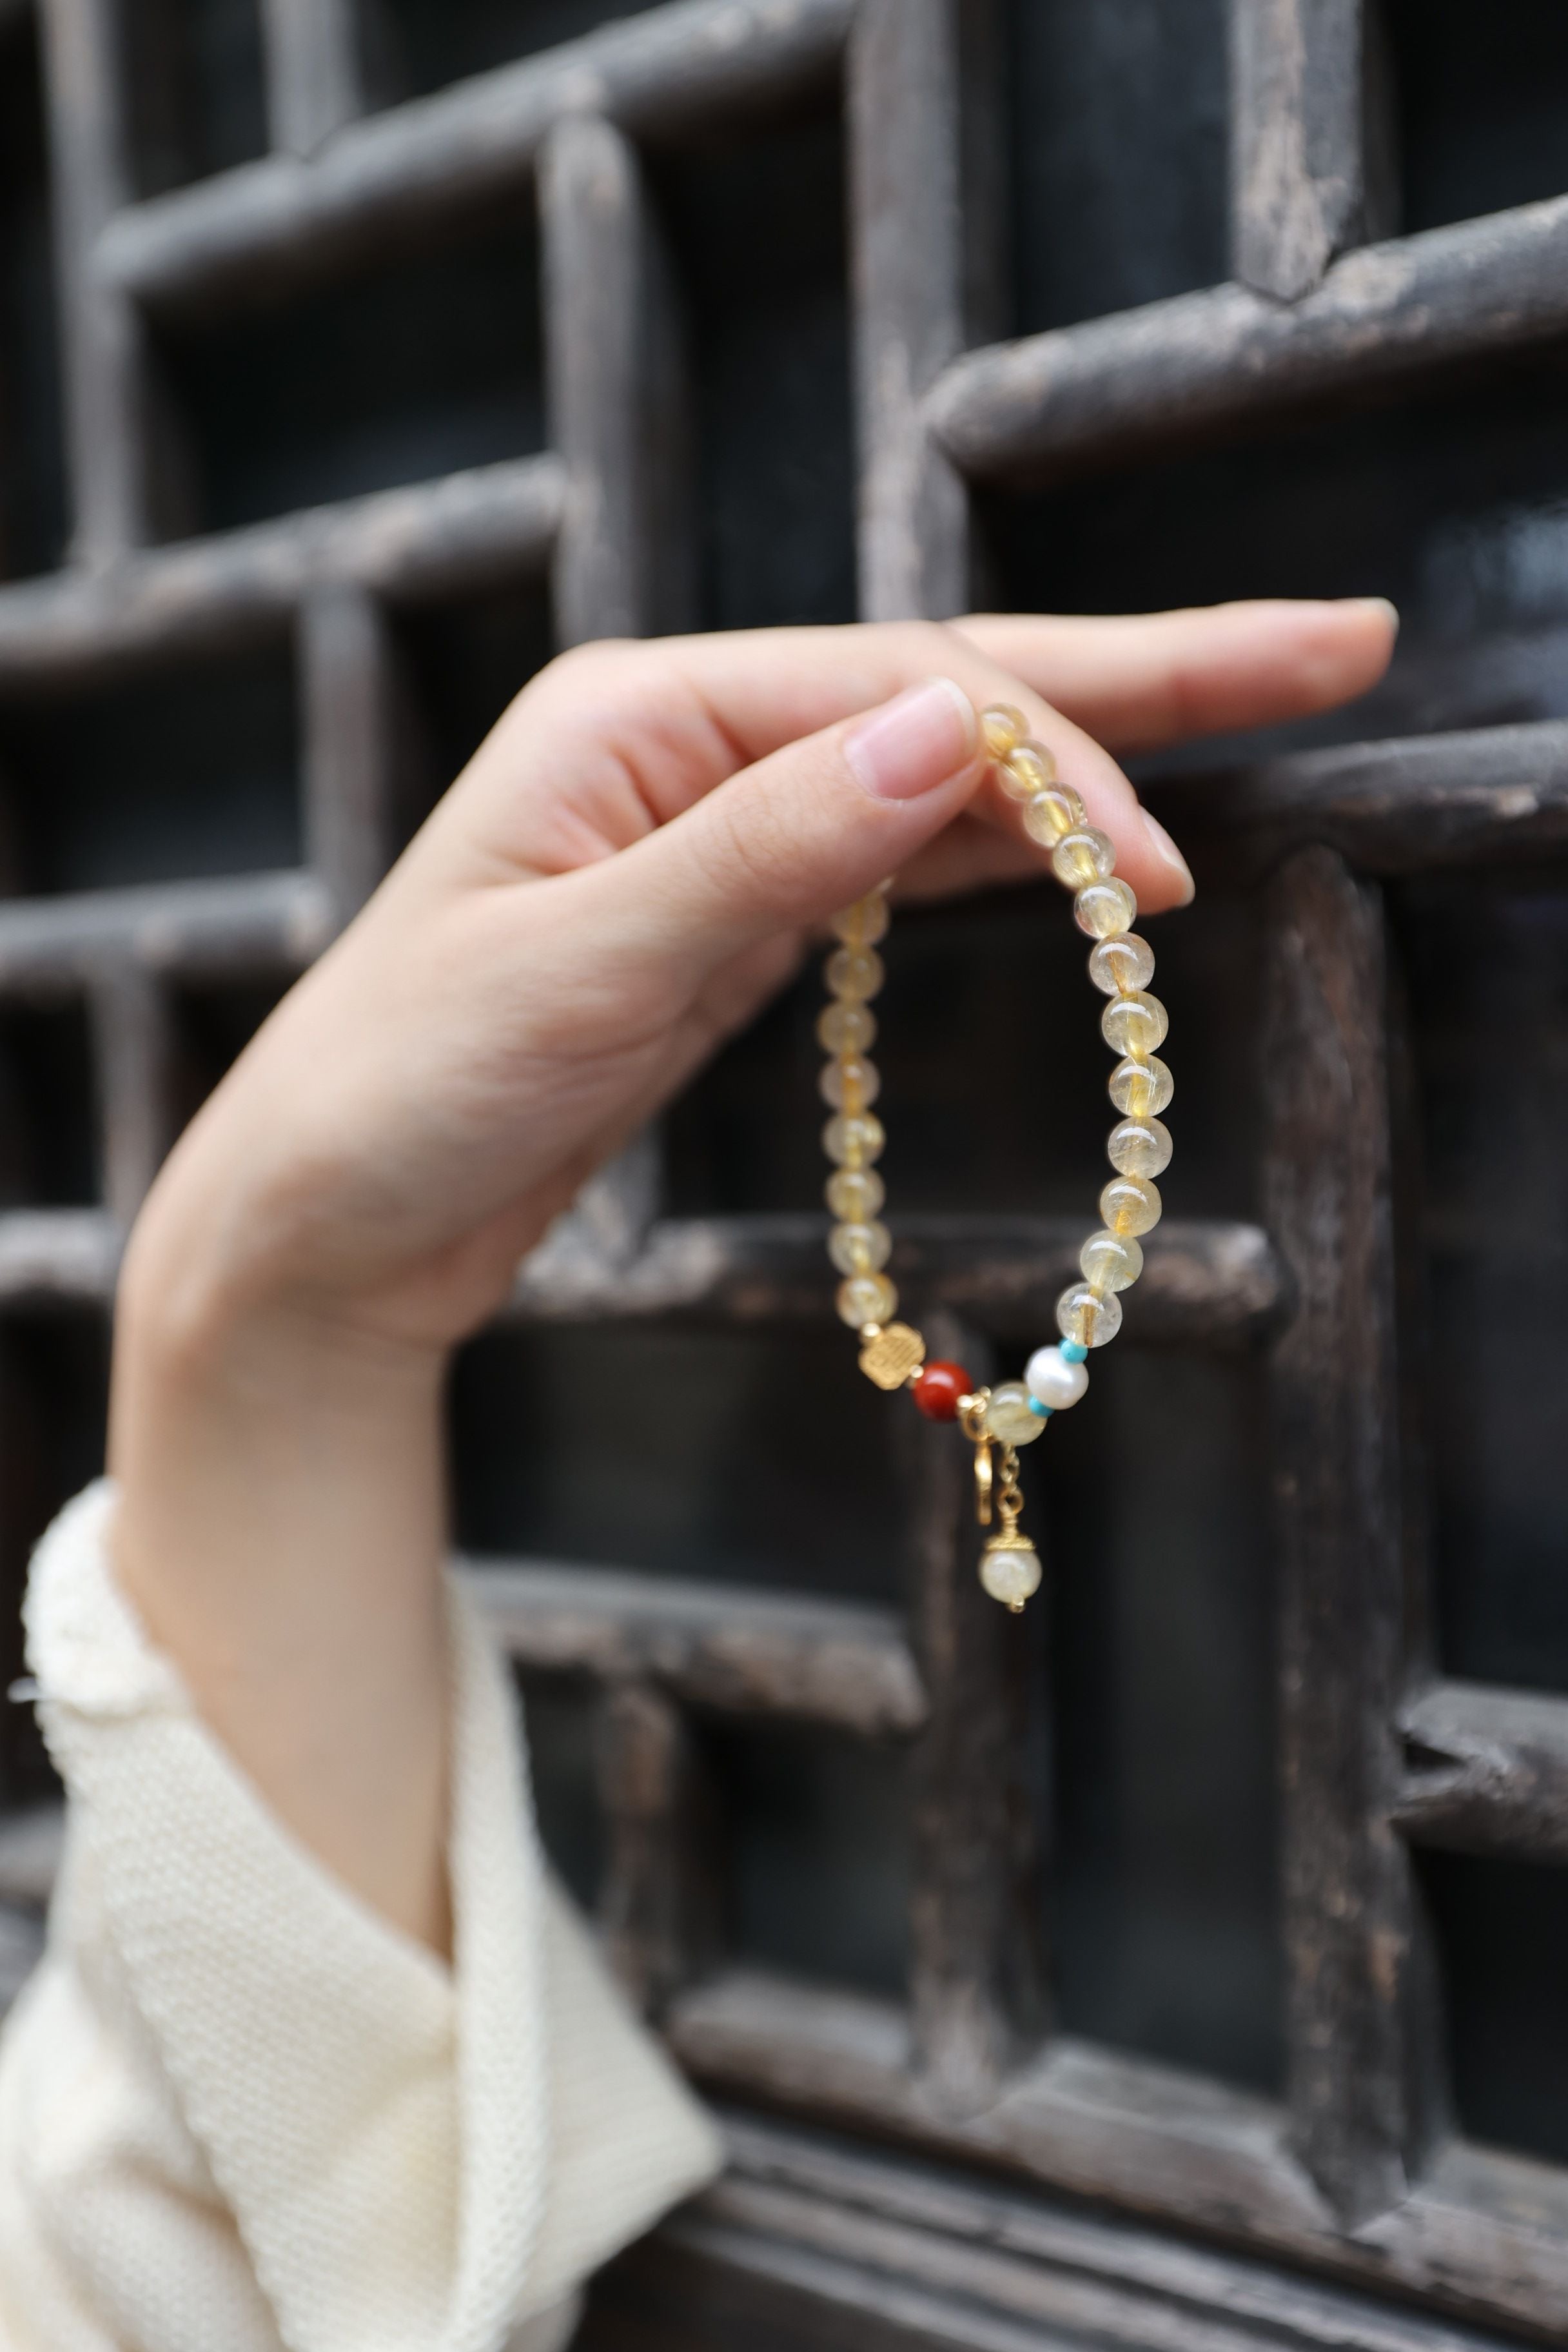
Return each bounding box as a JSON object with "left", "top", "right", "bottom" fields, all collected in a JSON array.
[{"left": 2, "top": 0, "right": 1567, "bottom": 2337}]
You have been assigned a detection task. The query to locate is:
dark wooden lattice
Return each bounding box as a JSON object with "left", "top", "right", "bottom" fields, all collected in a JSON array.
[{"left": 1, "top": 3, "right": 1566, "bottom": 2346}]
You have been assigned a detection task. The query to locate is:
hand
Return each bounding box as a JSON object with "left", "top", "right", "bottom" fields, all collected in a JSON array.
[{"left": 109, "top": 601, "right": 1395, "bottom": 1950}]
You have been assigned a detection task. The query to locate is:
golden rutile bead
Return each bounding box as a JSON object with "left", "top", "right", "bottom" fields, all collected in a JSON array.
[
  {"left": 1088, "top": 934, "right": 1155, "bottom": 995},
  {"left": 1080, "top": 1227, "right": 1143, "bottom": 1292},
  {"left": 825, "top": 1166, "right": 885, "bottom": 1220},
  {"left": 1100, "top": 1173, "right": 1162, "bottom": 1237},
  {"left": 838, "top": 1271, "right": 897, "bottom": 1329},
  {"left": 817, "top": 1000, "right": 876, "bottom": 1054},
  {"left": 823, "top": 1111, "right": 887, "bottom": 1166},
  {"left": 826, "top": 945, "right": 885, "bottom": 1001},
  {"left": 828, "top": 1219, "right": 892, "bottom": 1275},
  {"left": 1101, "top": 990, "right": 1168, "bottom": 1056},
  {"left": 984, "top": 1380, "right": 1049, "bottom": 1445},
  {"left": 980, "top": 703, "right": 1026, "bottom": 758},
  {"left": 1052, "top": 827, "right": 1116, "bottom": 887},
  {"left": 831, "top": 892, "right": 890, "bottom": 948},
  {"left": 1056, "top": 1280, "right": 1122, "bottom": 1348},
  {"left": 1109, "top": 1053, "right": 1174, "bottom": 1117},
  {"left": 819, "top": 1055, "right": 881, "bottom": 1112},
  {"left": 1020, "top": 785, "right": 1083, "bottom": 847},
  {"left": 1075, "top": 879, "right": 1138, "bottom": 939},
  {"left": 997, "top": 741, "right": 1057, "bottom": 802},
  {"left": 1108, "top": 1115, "right": 1172, "bottom": 1179}
]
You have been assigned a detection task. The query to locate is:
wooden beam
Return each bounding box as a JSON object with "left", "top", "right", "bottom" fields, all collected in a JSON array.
[
  {"left": 848, "top": 0, "right": 968, "bottom": 618},
  {"left": 1144, "top": 719, "right": 1568, "bottom": 883},
  {"left": 0, "top": 455, "right": 564, "bottom": 692},
  {"left": 507, "top": 1212, "right": 1282, "bottom": 1344},
  {"left": 86, "top": 963, "right": 176, "bottom": 1227},
  {"left": 905, "top": 1309, "right": 1043, "bottom": 2115},
  {"left": 926, "top": 194, "right": 1568, "bottom": 487},
  {"left": 1264, "top": 848, "right": 1417, "bottom": 2226},
  {"left": 300, "top": 584, "right": 399, "bottom": 923},
  {"left": 0, "top": 871, "right": 330, "bottom": 995},
  {"left": 259, "top": 0, "right": 364, "bottom": 160},
  {"left": 1229, "top": 0, "right": 1368, "bottom": 302},
  {"left": 466, "top": 1559, "right": 925, "bottom": 1738},
  {"left": 37, "top": 0, "right": 152, "bottom": 556},
  {"left": 594, "top": 1677, "right": 720, "bottom": 2017},
  {"left": 97, "top": 0, "right": 857, "bottom": 315},
  {"left": 0, "top": 1210, "right": 119, "bottom": 1306},
  {"left": 541, "top": 115, "right": 669, "bottom": 643},
  {"left": 1394, "top": 1681, "right": 1568, "bottom": 1867}
]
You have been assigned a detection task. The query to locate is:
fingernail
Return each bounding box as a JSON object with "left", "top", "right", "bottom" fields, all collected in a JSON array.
[
  {"left": 1142, "top": 810, "right": 1195, "bottom": 905},
  {"left": 844, "top": 678, "right": 978, "bottom": 801},
  {"left": 1355, "top": 594, "right": 1400, "bottom": 638}
]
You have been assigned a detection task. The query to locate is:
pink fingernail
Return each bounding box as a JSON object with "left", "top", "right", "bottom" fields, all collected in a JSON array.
[
  {"left": 844, "top": 678, "right": 978, "bottom": 801},
  {"left": 1142, "top": 810, "right": 1196, "bottom": 904}
]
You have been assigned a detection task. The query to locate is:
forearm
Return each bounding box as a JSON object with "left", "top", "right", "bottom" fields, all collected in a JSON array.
[{"left": 108, "top": 1219, "right": 454, "bottom": 1954}]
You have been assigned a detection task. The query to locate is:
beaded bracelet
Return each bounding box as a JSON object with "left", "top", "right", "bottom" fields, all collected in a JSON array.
[{"left": 818, "top": 701, "right": 1173, "bottom": 1613}]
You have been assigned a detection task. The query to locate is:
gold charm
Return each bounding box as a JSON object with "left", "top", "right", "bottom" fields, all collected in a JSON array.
[
  {"left": 979, "top": 1444, "right": 1041, "bottom": 1612},
  {"left": 858, "top": 1321, "right": 926, "bottom": 1390}
]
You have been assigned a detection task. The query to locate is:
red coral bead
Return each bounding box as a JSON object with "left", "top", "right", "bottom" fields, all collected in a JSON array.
[{"left": 912, "top": 1360, "right": 971, "bottom": 1422}]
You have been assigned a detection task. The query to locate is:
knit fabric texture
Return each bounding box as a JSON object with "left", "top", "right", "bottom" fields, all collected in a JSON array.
[{"left": 0, "top": 1482, "right": 722, "bottom": 2351}]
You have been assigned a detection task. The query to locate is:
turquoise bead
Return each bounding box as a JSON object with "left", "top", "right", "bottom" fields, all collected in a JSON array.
[
  {"left": 1028, "top": 1396, "right": 1054, "bottom": 1419},
  {"left": 1059, "top": 1340, "right": 1089, "bottom": 1364}
]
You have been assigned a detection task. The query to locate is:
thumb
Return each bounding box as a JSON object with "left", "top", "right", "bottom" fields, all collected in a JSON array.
[{"left": 588, "top": 676, "right": 983, "bottom": 981}]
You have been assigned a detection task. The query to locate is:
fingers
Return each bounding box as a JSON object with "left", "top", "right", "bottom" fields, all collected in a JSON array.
[
  {"left": 951, "top": 598, "right": 1397, "bottom": 752},
  {"left": 578, "top": 676, "right": 990, "bottom": 988},
  {"left": 463, "top": 620, "right": 1190, "bottom": 911}
]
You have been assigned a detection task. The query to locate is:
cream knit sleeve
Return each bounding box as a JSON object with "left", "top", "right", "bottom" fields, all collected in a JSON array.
[{"left": 0, "top": 1482, "right": 722, "bottom": 2352}]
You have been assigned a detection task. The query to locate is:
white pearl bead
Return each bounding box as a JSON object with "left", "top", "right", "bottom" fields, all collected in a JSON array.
[{"left": 1024, "top": 1346, "right": 1089, "bottom": 1409}]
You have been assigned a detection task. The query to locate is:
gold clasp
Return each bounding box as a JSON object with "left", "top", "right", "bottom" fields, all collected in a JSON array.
[{"left": 958, "top": 1391, "right": 994, "bottom": 1525}]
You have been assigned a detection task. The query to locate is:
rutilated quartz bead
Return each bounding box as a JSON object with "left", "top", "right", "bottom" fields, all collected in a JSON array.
[
  {"left": 832, "top": 894, "right": 890, "bottom": 947},
  {"left": 1056, "top": 1281, "right": 1122, "bottom": 1348},
  {"left": 823, "top": 1112, "right": 886, "bottom": 1166},
  {"left": 828, "top": 1219, "right": 892, "bottom": 1275},
  {"left": 1100, "top": 1173, "right": 1162, "bottom": 1236},
  {"left": 1107, "top": 1115, "right": 1172, "bottom": 1178},
  {"left": 1088, "top": 934, "right": 1155, "bottom": 995},
  {"left": 1080, "top": 1227, "right": 1143, "bottom": 1291},
  {"left": 997, "top": 741, "right": 1056, "bottom": 802},
  {"left": 1021, "top": 785, "right": 1084, "bottom": 847},
  {"left": 826, "top": 945, "right": 885, "bottom": 1001},
  {"left": 1075, "top": 879, "right": 1139, "bottom": 939},
  {"left": 837, "top": 1271, "right": 897, "bottom": 1328},
  {"left": 980, "top": 1538, "right": 1042, "bottom": 1609},
  {"left": 818, "top": 1000, "right": 876, "bottom": 1054},
  {"left": 981, "top": 703, "right": 1026, "bottom": 757},
  {"left": 825, "top": 1166, "right": 885, "bottom": 1220},
  {"left": 1109, "top": 1053, "right": 1173, "bottom": 1117},
  {"left": 1052, "top": 827, "right": 1116, "bottom": 887},
  {"left": 820, "top": 1055, "right": 881, "bottom": 1111},
  {"left": 984, "top": 1380, "right": 1049, "bottom": 1444},
  {"left": 1101, "top": 990, "right": 1168, "bottom": 1055}
]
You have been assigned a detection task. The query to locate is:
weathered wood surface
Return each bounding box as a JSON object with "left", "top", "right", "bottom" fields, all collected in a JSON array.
[
  {"left": 466, "top": 1558, "right": 925, "bottom": 1736},
  {"left": 259, "top": 0, "right": 364, "bottom": 159},
  {"left": 1395, "top": 1681, "right": 1568, "bottom": 1866},
  {"left": 508, "top": 1211, "right": 1283, "bottom": 1342},
  {"left": 848, "top": 0, "right": 968, "bottom": 620},
  {"left": 0, "top": 871, "right": 331, "bottom": 995},
  {"left": 37, "top": 0, "right": 150, "bottom": 558},
  {"left": 928, "top": 193, "right": 1568, "bottom": 486},
  {"left": 0, "top": 1210, "right": 120, "bottom": 1304},
  {"left": 0, "top": 455, "right": 563, "bottom": 692},
  {"left": 594, "top": 1677, "right": 719, "bottom": 2016},
  {"left": 1264, "top": 849, "right": 1416, "bottom": 2227},
  {"left": 542, "top": 115, "right": 662, "bottom": 644},
  {"left": 1144, "top": 721, "right": 1568, "bottom": 885},
  {"left": 1229, "top": 0, "right": 1369, "bottom": 302},
  {"left": 667, "top": 1973, "right": 1568, "bottom": 2337},
  {"left": 88, "top": 965, "right": 175, "bottom": 1227},
  {"left": 905, "top": 1308, "right": 1043, "bottom": 2115},
  {"left": 98, "top": 0, "right": 857, "bottom": 313},
  {"left": 300, "top": 585, "right": 398, "bottom": 922}
]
